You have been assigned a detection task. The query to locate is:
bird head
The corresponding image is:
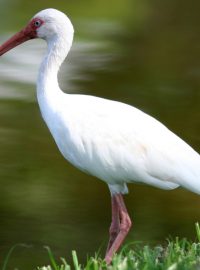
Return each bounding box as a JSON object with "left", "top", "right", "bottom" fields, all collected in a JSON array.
[{"left": 0, "top": 8, "right": 74, "bottom": 56}]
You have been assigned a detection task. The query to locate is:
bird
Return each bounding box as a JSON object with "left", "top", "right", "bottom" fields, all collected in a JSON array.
[{"left": 1, "top": 8, "right": 200, "bottom": 264}]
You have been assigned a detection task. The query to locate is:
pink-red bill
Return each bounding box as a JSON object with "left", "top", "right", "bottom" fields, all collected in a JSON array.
[{"left": 0, "top": 22, "right": 37, "bottom": 56}]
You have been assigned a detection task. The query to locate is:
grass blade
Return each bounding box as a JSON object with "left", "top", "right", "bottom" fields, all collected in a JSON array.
[
  {"left": 60, "top": 258, "right": 71, "bottom": 270},
  {"left": 72, "top": 250, "right": 80, "bottom": 270},
  {"left": 44, "top": 246, "right": 59, "bottom": 270},
  {"left": 195, "top": 222, "right": 200, "bottom": 242},
  {"left": 2, "top": 243, "right": 31, "bottom": 270}
]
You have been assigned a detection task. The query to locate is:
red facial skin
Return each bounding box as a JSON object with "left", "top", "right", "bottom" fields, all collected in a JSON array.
[{"left": 0, "top": 18, "right": 44, "bottom": 56}]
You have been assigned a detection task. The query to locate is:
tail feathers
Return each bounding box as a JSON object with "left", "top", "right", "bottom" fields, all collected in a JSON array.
[{"left": 175, "top": 169, "right": 200, "bottom": 195}]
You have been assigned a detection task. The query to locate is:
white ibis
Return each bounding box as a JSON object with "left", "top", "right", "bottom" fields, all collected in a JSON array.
[{"left": 1, "top": 8, "right": 200, "bottom": 264}]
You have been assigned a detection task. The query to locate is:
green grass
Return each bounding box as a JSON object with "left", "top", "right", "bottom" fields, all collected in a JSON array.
[
  {"left": 37, "top": 240, "right": 200, "bottom": 270},
  {"left": 36, "top": 223, "right": 200, "bottom": 270},
  {"left": 3, "top": 223, "right": 200, "bottom": 270}
]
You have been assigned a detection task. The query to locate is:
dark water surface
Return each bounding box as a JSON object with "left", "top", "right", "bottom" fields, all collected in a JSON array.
[{"left": 1, "top": 0, "right": 200, "bottom": 268}]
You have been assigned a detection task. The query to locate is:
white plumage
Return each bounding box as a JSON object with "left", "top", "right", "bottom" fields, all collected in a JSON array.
[
  {"left": 34, "top": 10, "right": 200, "bottom": 196},
  {"left": 40, "top": 90, "right": 200, "bottom": 195},
  {"left": 1, "top": 8, "right": 200, "bottom": 264}
]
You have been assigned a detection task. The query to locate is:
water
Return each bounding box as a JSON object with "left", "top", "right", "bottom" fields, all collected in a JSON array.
[{"left": 1, "top": 0, "right": 200, "bottom": 268}]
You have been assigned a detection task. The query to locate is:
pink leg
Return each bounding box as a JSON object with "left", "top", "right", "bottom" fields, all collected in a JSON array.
[
  {"left": 106, "top": 195, "right": 120, "bottom": 253},
  {"left": 105, "top": 194, "right": 132, "bottom": 264}
]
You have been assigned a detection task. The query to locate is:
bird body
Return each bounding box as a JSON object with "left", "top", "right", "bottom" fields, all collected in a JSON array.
[
  {"left": 1, "top": 8, "right": 200, "bottom": 264},
  {"left": 39, "top": 89, "right": 200, "bottom": 195}
]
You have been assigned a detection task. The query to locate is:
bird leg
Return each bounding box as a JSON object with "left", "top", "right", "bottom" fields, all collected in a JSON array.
[
  {"left": 105, "top": 194, "right": 132, "bottom": 264},
  {"left": 106, "top": 195, "right": 120, "bottom": 253}
]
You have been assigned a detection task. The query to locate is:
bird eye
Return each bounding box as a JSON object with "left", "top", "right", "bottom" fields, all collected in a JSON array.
[{"left": 34, "top": 20, "right": 41, "bottom": 27}]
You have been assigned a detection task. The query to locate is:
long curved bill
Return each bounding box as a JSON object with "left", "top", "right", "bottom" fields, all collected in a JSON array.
[{"left": 0, "top": 24, "right": 36, "bottom": 56}]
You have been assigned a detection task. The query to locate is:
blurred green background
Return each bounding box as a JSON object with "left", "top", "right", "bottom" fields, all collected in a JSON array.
[{"left": 1, "top": 0, "right": 200, "bottom": 268}]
